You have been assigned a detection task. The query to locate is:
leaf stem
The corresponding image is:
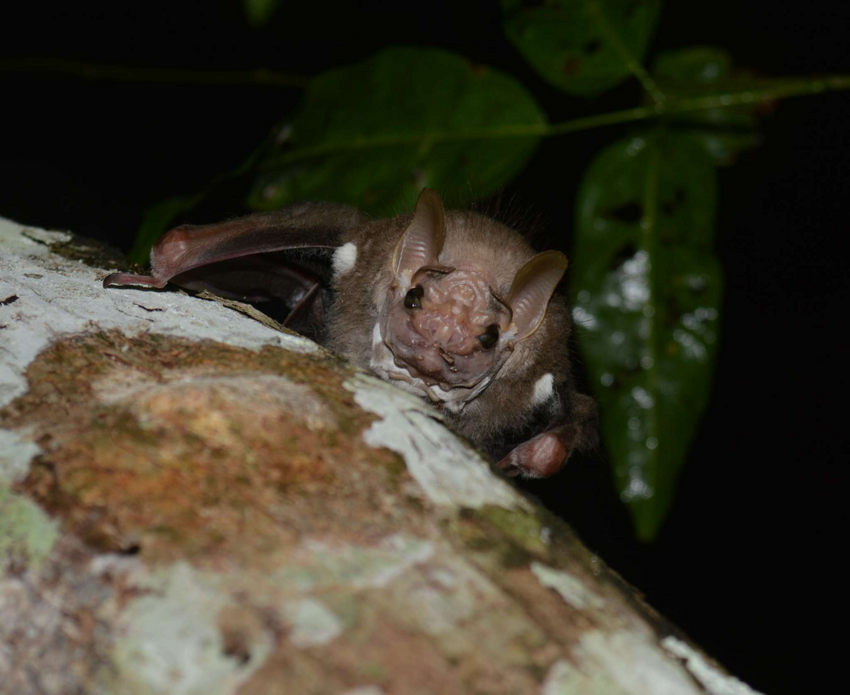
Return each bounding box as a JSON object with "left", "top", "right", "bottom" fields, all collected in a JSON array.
[
  {"left": 259, "top": 75, "right": 850, "bottom": 169},
  {"left": 0, "top": 57, "right": 310, "bottom": 89},
  {"left": 584, "top": 0, "right": 666, "bottom": 105}
]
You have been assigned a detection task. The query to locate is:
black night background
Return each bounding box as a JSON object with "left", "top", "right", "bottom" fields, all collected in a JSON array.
[{"left": 1, "top": 2, "right": 847, "bottom": 693}]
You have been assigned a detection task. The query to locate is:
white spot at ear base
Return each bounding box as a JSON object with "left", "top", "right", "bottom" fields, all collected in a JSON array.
[
  {"left": 371, "top": 322, "right": 383, "bottom": 348},
  {"left": 332, "top": 242, "right": 358, "bottom": 276},
  {"left": 532, "top": 373, "right": 554, "bottom": 407}
]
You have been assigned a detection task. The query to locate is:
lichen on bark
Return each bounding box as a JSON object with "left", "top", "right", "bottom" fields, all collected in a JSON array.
[{"left": 0, "top": 217, "right": 761, "bottom": 695}]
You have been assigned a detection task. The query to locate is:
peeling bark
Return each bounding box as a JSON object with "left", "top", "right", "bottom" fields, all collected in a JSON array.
[{"left": 0, "top": 217, "right": 762, "bottom": 695}]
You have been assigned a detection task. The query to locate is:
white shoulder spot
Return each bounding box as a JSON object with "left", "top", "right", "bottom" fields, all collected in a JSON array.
[
  {"left": 532, "top": 373, "right": 554, "bottom": 407},
  {"left": 371, "top": 322, "right": 383, "bottom": 348},
  {"left": 332, "top": 242, "right": 358, "bottom": 276}
]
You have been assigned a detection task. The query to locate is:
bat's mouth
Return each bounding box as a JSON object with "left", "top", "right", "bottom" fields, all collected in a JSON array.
[
  {"left": 385, "top": 357, "right": 494, "bottom": 409},
  {"left": 392, "top": 352, "right": 469, "bottom": 388},
  {"left": 370, "top": 322, "right": 495, "bottom": 411},
  {"left": 385, "top": 335, "right": 492, "bottom": 390}
]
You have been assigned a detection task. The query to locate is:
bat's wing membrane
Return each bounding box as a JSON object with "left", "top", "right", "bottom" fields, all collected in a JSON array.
[{"left": 103, "top": 202, "right": 369, "bottom": 337}]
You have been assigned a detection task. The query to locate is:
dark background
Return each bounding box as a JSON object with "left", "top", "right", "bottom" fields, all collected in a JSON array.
[{"left": 1, "top": 2, "right": 847, "bottom": 693}]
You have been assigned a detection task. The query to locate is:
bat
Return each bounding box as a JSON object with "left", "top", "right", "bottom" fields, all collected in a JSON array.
[{"left": 104, "top": 189, "right": 597, "bottom": 478}]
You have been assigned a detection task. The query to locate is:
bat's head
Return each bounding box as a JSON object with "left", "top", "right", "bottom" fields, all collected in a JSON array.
[{"left": 375, "top": 188, "right": 567, "bottom": 410}]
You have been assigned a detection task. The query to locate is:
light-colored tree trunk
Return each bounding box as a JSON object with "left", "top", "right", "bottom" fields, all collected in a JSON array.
[{"left": 0, "top": 217, "right": 760, "bottom": 695}]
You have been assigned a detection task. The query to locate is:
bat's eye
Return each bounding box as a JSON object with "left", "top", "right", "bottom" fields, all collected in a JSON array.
[
  {"left": 478, "top": 324, "right": 499, "bottom": 349},
  {"left": 404, "top": 285, "right": 424, "bottom": 310}
]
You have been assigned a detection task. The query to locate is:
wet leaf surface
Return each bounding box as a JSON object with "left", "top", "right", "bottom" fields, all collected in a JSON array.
[
  {"left": 501, "top": 0, "right": 662, "bottom": 96},
  {"left": 571, "top": 132, "right": 722, "bottom": 540},
  {"left": 247, "top": 47, "right": 545, "bottom": 217}
]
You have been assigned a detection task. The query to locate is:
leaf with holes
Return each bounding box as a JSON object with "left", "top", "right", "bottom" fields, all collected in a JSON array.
[
  {"left": 501, "top": 0, "right": 663, "bottom": 97},
  {"left": 247, "top": 47, "right": 545, "bottom": 217},
  {"left": 571, "top": 133, "right": 722, "bottom": 541},
  {"left": 653, "top": 47, "right": 762, "bottom": 164}
]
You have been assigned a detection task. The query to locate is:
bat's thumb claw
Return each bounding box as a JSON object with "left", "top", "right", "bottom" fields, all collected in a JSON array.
[{"left": 497, "top": 432, "right": 569, "bottom": 479}]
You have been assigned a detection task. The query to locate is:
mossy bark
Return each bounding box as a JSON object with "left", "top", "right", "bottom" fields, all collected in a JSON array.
[{"left": 0, "top": 218, "right": 759, "bottom": 695}]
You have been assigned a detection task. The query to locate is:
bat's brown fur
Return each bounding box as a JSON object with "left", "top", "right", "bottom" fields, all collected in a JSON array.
[
  {"left": 104, "top": 193, "right": 597, "bottom": 476},
  {"left": 327, "top": 208, "right": 597, "bottom": 465}
]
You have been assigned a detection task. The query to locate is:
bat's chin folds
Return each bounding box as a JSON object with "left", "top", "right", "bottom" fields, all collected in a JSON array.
[
  {"left": 384, "top": 337, "right": 491, "bottom": 388},
  {"left": 370, "top": 323, "right": 496, "bottom": 412}
]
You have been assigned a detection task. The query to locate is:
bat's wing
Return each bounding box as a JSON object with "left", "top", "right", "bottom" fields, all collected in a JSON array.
[
  {"left": 103, "top": 202, "right": 369, "bottom": 338},
  {"left": 104, "top": 202, "right": 368, "bottom": 290}
]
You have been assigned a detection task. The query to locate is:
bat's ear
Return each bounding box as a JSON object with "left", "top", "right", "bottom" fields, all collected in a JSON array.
[
  {"left": 507, "top": 250, "right": 568, "bottom": 341},
  {"left": 392, "top": 188, "right": 446, "bottom": 285}
]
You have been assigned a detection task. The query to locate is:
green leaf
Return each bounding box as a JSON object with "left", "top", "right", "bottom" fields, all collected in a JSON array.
[
  {"left": 247, "top": 47, "right": 545, "bottom": 216},
  {"left": 128, "top": 194, "right": 205, "bottom": 265},
  {"left": 129, "top": 130, "right": 278, "bottom": 262},
  {"left": 653, "top": 47, "right": 761, "bottom": 164},
  {"left": 243, "top": 0, "right": 281, "bottom": 28},
  {"left": 571, "top": 132, "right": 722, "bottom": 541},
  {"left": 501, "top": 0, "right": 663, "bottom": 97}
]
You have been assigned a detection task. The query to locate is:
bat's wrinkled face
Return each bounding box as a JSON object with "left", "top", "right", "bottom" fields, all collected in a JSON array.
[
  {"left": 383, "top": 266, "right": 513, "bottom": 391},
  {"left": 369, "top": 188, "right": 567, "bottom": 412}
]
